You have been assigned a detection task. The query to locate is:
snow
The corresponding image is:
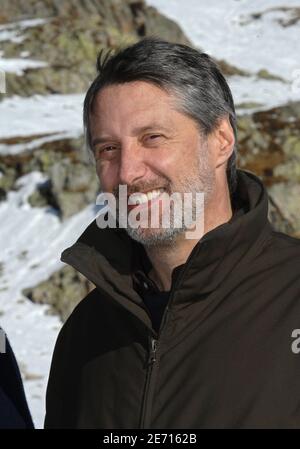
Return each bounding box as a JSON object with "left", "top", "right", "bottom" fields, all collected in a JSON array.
[
  {"left": 0, "top": 172, "right": 96, "bottom": 427},
  {"left": 228, "top": 75, "right": 297, "bottom": 113},
  {"left": 146, "top": 0, "right": 300, "bottom": 109},
  {"left": 0, "top": 58, "right": 48, "bottom": 75},
  {"left": 0, "top": 30, "right": 25, "bottom": 43},
  {"left": 1, "top": 0, "right": 299, "bottom": 429},
  {"left": 20, "top": 51, "right": 31, "bottom": 58},
  {"left": 0, "top": 94, "right": 84, "bottom": 154},
  {"left": 0, "top": 131, "right": 82, "bottom": 156},
  {"left": 0, "top": 19, "right": 48, "bottom": 32},
  {"left": 0, "top": 18, "right": 49, "bottom": 72},
  {"left": 0, "top": 18, "right": 48, "bottom": 42}
]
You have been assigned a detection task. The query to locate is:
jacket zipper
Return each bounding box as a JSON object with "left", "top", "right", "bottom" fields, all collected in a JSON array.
[
  {"left": 139, "top": 305, "right": 171, "bottom": 428},
  {"left": 139, "top": 241, "right": 205, "bottom": 428},
  {"left": 139, "top": 334, "right": 158, "bottom": 428}
]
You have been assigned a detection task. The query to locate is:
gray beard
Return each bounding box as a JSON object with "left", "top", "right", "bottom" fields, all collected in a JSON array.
[
  {"left": 125, "top": 217, "right": 188, "bottom": 248},
  {"left": 124, "top": 154, "right": 215, "bottom": 248}
]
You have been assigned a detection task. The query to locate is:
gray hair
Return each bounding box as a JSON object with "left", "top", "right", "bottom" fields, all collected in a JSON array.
[{"left": 83, "top": 37, "right": 238, "bottom": 194}]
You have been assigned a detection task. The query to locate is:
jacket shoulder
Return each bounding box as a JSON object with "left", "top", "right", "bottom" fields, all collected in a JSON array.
[
  {"left": 259, "top": 229, "right": 300, "bottom": 277},
  {"left": 268, "top": 229, "right": 300, "bottom": 250},
  {"left": 68, "top": 287, "right": 103, "bottom": 319}
]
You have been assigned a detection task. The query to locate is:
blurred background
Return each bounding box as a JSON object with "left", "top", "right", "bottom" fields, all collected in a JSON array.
[{"left": 0, "top": 0, "right": 299, "bottom": 428}]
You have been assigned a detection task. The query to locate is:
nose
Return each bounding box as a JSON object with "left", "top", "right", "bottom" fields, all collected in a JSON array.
[{"left": 118, "top": 141, "right": 147, "bottom": 186}]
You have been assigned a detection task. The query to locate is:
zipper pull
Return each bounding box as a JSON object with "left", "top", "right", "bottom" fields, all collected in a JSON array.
[{"left": 148, "top": 337, "right": 158, "bottom": 365}]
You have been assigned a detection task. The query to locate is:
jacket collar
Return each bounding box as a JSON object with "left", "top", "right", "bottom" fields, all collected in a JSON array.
[{"left": 61, "top": 169, "right": 272, "bottom": 328}]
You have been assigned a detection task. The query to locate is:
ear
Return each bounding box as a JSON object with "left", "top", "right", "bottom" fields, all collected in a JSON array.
[{"left": 212, "top": 116, "right": 235, "bottom": 169}]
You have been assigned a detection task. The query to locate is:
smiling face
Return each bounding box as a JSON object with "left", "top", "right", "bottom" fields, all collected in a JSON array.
[{"left": 90, "top": 81, "right": 217, "bottom": 246}]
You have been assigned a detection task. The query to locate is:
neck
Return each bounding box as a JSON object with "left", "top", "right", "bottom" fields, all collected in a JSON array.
[{"left": 145, "top": 184, "right": 233, "bottom": 291}]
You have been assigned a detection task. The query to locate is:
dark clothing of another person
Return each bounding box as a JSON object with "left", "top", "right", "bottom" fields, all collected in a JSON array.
[{"left": 0, "top": 331, "right": 34, "bottom": 429}]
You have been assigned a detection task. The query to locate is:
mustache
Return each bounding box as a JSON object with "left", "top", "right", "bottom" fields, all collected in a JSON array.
[{"left": 113, "top": 180, "right": 170, "bottom": 198}]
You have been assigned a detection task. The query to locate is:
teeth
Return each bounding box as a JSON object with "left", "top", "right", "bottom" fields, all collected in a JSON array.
[
  {"left": 128, "top": 188, "right": 164, "bottom": 206},
  {"left": 128, "top": 193, "right": 148, "bottom": 205},
  {"left": 146, "top": 189, "right": 162, "bottom": 201}
]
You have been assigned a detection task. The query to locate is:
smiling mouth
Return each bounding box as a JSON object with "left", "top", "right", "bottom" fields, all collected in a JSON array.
[{"left": 127, "top": 188, "right": 165, "bottom": 209}]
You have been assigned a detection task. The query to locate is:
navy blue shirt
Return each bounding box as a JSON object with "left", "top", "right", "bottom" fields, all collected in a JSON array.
[{"left": 141, "top": 290, "right": 170, "bottom": 333}]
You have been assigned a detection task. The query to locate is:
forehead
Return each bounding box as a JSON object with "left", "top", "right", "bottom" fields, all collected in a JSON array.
[{"left": 90, "top": 81, "right": 179, "bottom": 131}]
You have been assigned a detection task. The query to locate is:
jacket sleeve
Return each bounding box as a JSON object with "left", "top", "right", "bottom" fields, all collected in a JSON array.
[
  {"left": 45, "top": 289, "right": 99, "bottom": 428},
  {"left": 44, "top": 316, "right": 78, "bottom": 429}
]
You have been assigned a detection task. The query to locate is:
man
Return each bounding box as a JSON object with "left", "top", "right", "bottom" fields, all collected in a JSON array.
[{"left": 45, "top": 38, "right": 300, "bottom": 429}]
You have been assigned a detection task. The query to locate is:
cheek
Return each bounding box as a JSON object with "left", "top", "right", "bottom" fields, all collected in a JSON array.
[
  {"left": 159, "top": 142, "right": 200, "bottom": 184},
  {"left": 96, "top": 161, "right": 119, "bottom": 192},
  {"left": 146, "top": 147, "right": 178, "bottom": 175}
]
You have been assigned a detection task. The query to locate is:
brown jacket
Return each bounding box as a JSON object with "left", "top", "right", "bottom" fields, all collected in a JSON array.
[{"left": 45, "top": 169, "right": 300, "bottom": 428}]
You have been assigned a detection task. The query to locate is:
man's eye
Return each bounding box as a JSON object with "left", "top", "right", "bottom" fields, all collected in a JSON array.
[
  {"left": 145, "top": 134, "right": 163, "bottom": 143},
  {"left": 94, "top": 145, "right": 118, "bottom": 160},
  {"left": 102, "top": 145, "right": 117, "bottom": 152}
]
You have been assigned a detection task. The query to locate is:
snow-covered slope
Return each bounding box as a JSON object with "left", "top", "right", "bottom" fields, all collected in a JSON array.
[
  {"left": 147, "top": 0, "right": 300, "bottom": 111},
  {"left": 0, "top": 94, "right": 84, "bottom": 154},
  {"left": 0, "top": 171, "right": 96, "bottom": 426},
  {"left": 0, "top": 0, "right": 299, "bottom": 427},
  {"left": 0, "top": 19, "right": 49, "bottom": 74},
  {"left": 0, "top": 172, "right": 95, "bottom": 427}
]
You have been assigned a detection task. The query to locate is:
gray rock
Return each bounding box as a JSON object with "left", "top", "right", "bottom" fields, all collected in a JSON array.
[
  {"left": 22, "top": 265, "right": 95, "bottom": 322},
  {"left": 237, "top": 101, "right": 300, "bottom": 237},
  {"left": 49, "top": 159, "right": 100, "bottom": 219},
  {"left": 1, "top": 0, "right": 192, "bottom": 97}
]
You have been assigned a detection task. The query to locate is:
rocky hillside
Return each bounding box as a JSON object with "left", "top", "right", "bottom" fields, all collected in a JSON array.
[
  {"left": 0, "top": 0, "right": 191, "bottom": 97},
  {"left": 238, "top": 102, "right": 300, "bottom": 237}
]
